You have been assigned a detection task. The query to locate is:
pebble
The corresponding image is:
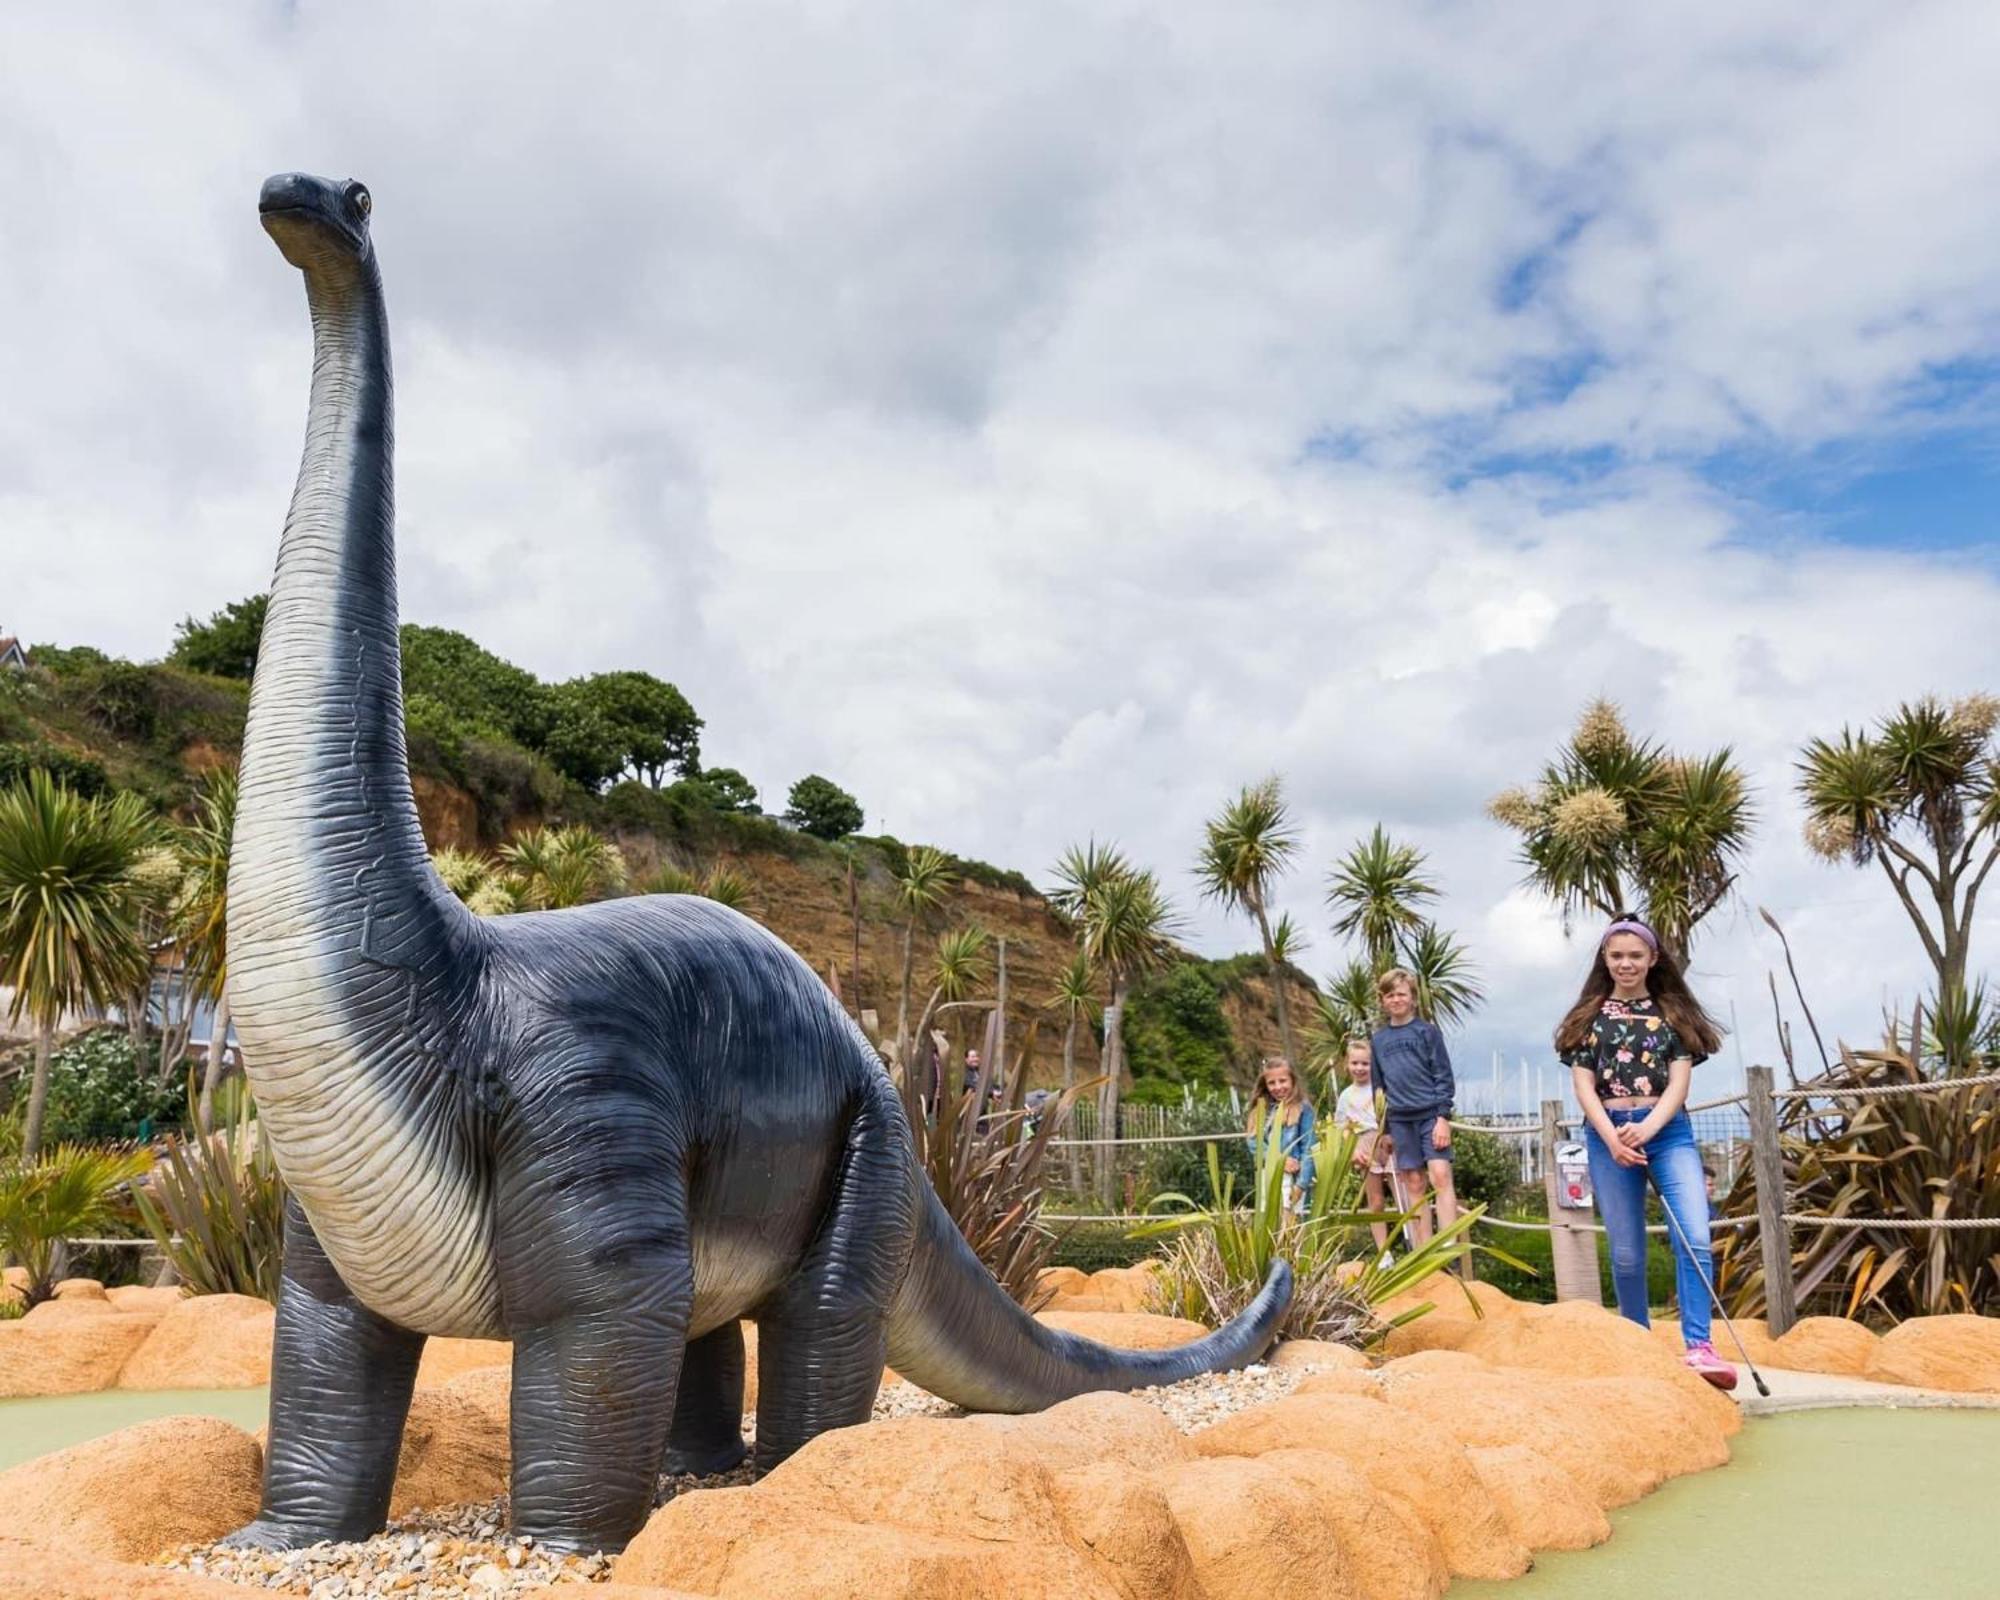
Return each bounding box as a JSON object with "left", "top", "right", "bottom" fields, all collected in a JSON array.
[{"left": 159, "top": 1358, "right": 1329, "bottom": 1595}]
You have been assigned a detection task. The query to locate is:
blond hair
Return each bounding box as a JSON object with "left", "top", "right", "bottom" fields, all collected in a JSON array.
[{"left": 1375, "top": 966, "right": 1417, "bottom": 998}]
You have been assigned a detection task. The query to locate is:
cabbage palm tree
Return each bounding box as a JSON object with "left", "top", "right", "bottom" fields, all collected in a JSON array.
[
  {"left": 1325, "top": 825, "right": 1437, "bottom": 970},
  {"left": 1797, "top": 695, "right": 2000, "bottom": 1001},
  {"left": 901, "top": 926, "right": 991, "bottom": 1122},
  {"left": 893, "top": 846, "right": 956, "bottom": 1064},
  {"left": 1306, "top": 958, "right": 1380, "bottom": 1072},
  {"left": 175, "top": 769, "right": 237, "bottom": 1131},
  {"left": 1402, "top": 920, "right": 1484, "bottom": 1031},
  {"left": 0, "top": 1143, "right": 154, "bottom": 1304},
  {"left": 1051, "top": 949, "right": 1097, "bottom": 1190},
  {"left": 0, "top": 774, "right": 158, "bottom": 1158},
  {"left": 1196, "top": 777, "right": 1302, "bottom": 1063}
]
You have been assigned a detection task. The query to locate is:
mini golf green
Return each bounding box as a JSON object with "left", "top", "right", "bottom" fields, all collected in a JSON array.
[
  {"left": 0, "top": 1388, "right": 271, "bottom": 1473},
  {"left": 1454, "top": 1407, "right": 1996, "bottom": 1599}
]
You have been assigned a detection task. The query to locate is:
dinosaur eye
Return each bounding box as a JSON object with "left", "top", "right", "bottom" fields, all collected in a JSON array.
[{"left": 349, "top": 185, "right": 372, "bottom": 218}]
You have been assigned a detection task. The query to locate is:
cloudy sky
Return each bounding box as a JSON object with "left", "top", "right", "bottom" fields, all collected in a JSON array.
[{"left": 7, "top": 3, "right": 1999, "bottom": 1107}]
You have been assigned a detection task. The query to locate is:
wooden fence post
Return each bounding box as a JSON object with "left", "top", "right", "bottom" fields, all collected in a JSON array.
[
  {"left": 1541, "top": 1098, "right": 1602, "bottom": 1305},
  {"left": 1745, "top": 1064, "right": 1797, "bottom": 1336}
]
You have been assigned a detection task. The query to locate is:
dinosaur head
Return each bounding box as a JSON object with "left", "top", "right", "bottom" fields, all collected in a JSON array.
[{"left": 259, "top": 172, "right": 374, "bottom": 271}]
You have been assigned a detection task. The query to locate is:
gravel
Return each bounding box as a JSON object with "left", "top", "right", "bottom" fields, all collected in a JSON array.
[{"left": 160, "top": 1362, "right": 1316, "bottom": 1596}]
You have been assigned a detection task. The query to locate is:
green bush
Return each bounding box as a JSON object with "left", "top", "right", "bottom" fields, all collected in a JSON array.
[
  {"left": 1449, "top": 1127, "right": 1521, "bottom": 1214},
  {"left": 785, "top": 774, "right": 864, "bottom": 840},
  {"left": 1141, "top": 1131, "right": 1253, "bottom": 1209},
  {"left": 169, "top": 594, "right": 267, "bottom": 680},
  {"left": 1049, "top": 1222, "right": 1160, "bottom": 1273},
  {"left": 40, "top": 1029, "right": 184, "bottom": 1144},
  {"left": 1124, "top": 962, "right": 1235, "bottom": 1093},
  {"left": 0, "top": 742, "right": 109, "bottom": 799}
]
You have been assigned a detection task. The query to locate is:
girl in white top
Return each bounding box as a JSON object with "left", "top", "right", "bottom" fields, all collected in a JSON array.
[{"left": 1332, "top": 1039, "right": 1394, "bottom": 1256}]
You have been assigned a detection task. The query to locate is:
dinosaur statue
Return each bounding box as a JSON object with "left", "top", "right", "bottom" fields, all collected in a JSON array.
[{"left": 226, "top": 171, "right": 1292, "bottom": 1555}]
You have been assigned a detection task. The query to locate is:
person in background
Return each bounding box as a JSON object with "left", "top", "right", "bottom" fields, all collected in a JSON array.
[
  {"left": 1246, "top": 1055, "right": 1316, "bottom": 1216},
  {"left": 1332, "top": 1038, "right": 1396, "bottom": 1260},
  {"left": 1370, "top": 967, "right": 1459, "bottom": 1246},
  {"left": 962, "top": 1047, "right": 982, "bottom": 1094},
  {"left": 1557, "top": 913, "right": 1735, "bottom": 1391}
]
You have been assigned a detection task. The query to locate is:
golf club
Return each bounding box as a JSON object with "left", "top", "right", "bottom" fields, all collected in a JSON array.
[{"left": 1654, "top": 1184, "right": 1771, "bottom": 1398}]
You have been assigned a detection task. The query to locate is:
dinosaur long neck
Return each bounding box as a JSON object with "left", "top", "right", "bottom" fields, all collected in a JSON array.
[{"left": 229, "top": 242, "right": 496, "bottom": 1334}]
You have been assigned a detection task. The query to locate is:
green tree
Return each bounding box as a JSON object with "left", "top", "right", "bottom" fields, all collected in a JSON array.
[
  {"left": 0, "top": 774, "right": 157, "bottom": 1158},
  {"left": 1323, "top": 826, "right": 1483, "bottom": 1030},
  {"left": 399, "top": 625, "right": 545, "bottom": 744},
  {"left": 1306, "top": 959, "right": 1381, "bottom": 1073},
  {"left": 1796, "top": 694, "right": 2000, "bottom": 1000},
  {"left": 892, "top": 846, "right": 957, "bottom": 1065},
  {"left": 169, "top": 594, "right": 268, "bottom": 680},
  {"left": 537, "top": 681, "right": 629, "bottom": 791},
  {"left": 786, "top": 775, "right": 864, "bottom": 840},
  {"left": 1195, "top": 776, "right": 1302, "bottom": 1065},
  {"left": 687, "top": 765, "right": 760, "bottom": 813},
  {"left": 562, "top": 670, "right": 702, "bottom": 788},
  {"left": 175, "top": 769, "right": 236, "bottom": 1133},
  {"left": 1050, "top": 841, "right": 1177, "bottom": 1201},
  {"left": 1488, "top": 698, "right": 1753, "bottom": 961},
  {"left": 0, "top": 1144, "right": 154, "bottom": 1305}
]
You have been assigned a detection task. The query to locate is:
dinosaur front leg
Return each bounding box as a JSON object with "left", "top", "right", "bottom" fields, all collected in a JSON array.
[
  {"left": 663, "top": 1321, "right": 748, "bottom": 1477},
  {"left": 225, "top": 1198, "right": 426, "bottom": 1550}
]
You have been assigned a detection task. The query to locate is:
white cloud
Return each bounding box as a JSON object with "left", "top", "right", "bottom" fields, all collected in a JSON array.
[{"left": 5, "top": 1, "right": 2000, "bottom": 1104}]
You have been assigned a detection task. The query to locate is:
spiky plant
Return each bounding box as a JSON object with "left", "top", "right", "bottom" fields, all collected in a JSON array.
[
  {"left": 1401, "top": 921, "right": 1484, "bottom": 1031},
  {"left": 1051, "top": 949, "right": 1098, "bottom": 1190},
  {"left": 1196, "top": 777, "right": 1303, "bottom": 1063},
  {"left": 0, "top": 1143, "right": 154, "bottom": 1304},
  {"left": 1713, "top": 1009, "right": 2000, "bottom": 1321},
  {"left": 893, "top": 845, "right": 957, "bottom": 1063},
  {"left": 499, "top": 824, "right": 627, "bottom": 910},
  {"left": 430, "top": 845, "right": 493, "bottom": 901},
  {"left": 1304, "top": 959, "right": 1380, "bottom": 1074},
  {"left": 134, "top": 1086, "right": 285, "bottom": 1302}
]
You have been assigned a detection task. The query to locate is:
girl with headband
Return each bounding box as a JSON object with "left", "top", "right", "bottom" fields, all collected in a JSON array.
[{"left": 1555, "top": 915, "right": 1734, "bottom": 1389}]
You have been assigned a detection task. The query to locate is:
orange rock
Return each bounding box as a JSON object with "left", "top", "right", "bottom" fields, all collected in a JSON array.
[
  {"left": 1033, "top": 1266, "right": 1091, "bottom": 1303},
  {"left": 1649, "top": 1314, "right": 1784, "bottom": 1369},
  {"left": 966, "top": 1390, "right": 1190, "bottom": 1471},
  {"left": 1373, "top": 1367, "right": 1663, "bottom": 1509},
  {"left": 1866, "top": 1314, "right": 2000, "bottom": 1393},
  {"left": 1773, "top": 1315, "right": 1878, "bottom": 1377},
  {"left": 1380, "top": 1313, "right": 1479, "bottom": 1358},
  {"left": 0, "top": 1534, "right": 249, "bottom": 1599},
  {"left": 1150, "top": 1454, "right": 1368, "bottom": 1599},
  {"left": 1250, "top": 1449, "right": 1448, "bottom": 1600},
  {"left": 392, "top": 1385, "right": 511, "bottom": 1516},
  {"left": 1466, "top": 1443, "right": 1611, "bottom": 1551},
  {"left": 1081, "top": 1264, "right": 1163, "bottom": 1313},
  {"left": 413, "top": 1335, "right": 512, "bottom": 1388},
  {"left": 106, "top": 1285, "right": 189, "bottom": 1315},
  {"left": 1050, "top": 1463, "right": 1207, "bottom": 1600},
  {"left": 1562, "top": 1376, "right": 1732, "bottom": 1480},
  {"left": 438, "top": 1363, "right": 512, "bottom": 1428},
  {"left": 1035, "top": 1310, "right": 1209, "bottom": 1350},
  {"left": 1193, "top": 1392, "right": 1529, "bottom": 1579},
  {"left": 51, "top": 1278, "right": 108, "bottom": 1302},
  {"left": 1268, "top": 1339, "right": 1371, "bottom": 1373},
  {"left": 0, "top": 1416, "right": 262, "bottom": 1559},
  {"left": 1294, "top": 1369, "right": 1385, "bottom": 1400},
  {"left": 119, "top": 1294, "right": 275, "bottom": 1390},
  {"left": 1455, "top": 1301, "right": 1741, "bottom": 1437},
  {"left": 1377, "top": 1349, "right": 1489, "bottom": 1378},
  {"left": 0, "top": 1307, "right": 158, "bottom": 1396}
]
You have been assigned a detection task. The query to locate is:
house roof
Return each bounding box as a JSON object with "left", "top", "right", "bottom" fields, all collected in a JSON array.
[{"left": 0, "top": 636, "right": 27, "bottom": 665}]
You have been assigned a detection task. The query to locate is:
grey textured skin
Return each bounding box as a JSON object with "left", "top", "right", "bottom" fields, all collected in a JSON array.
[{"left": 225, "top": 172, "right": 1293, "bottom": 1556}]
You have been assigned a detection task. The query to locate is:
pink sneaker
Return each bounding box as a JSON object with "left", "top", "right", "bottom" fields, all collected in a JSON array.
[{"left": 1684, "top": 1339, "right": 1738, "bottom": 1392}]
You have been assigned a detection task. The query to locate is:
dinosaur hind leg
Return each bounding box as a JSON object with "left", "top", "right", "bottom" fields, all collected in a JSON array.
[
  {"left": 224, "top": 1197, "right": 426, "bottom": 1550},
  {"left": 662, "top": 1321, "right": 749, "bottom": 1477},
  {"left": 751, "top": 1080, "right": 917, "bottom": 1472}
]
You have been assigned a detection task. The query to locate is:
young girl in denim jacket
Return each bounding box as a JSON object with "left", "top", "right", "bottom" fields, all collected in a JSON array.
[
  {"left": 1246, "top": 1056, "right": 1315, "bottom": 1216},
  {"left": 1556, "top": 915, "right": 1735, "bottom": 1390}
]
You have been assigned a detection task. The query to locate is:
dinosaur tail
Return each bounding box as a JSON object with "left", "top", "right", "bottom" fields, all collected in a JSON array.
[{"left": 884, "top": 1183, "right": 1293, "bottom": 1412}]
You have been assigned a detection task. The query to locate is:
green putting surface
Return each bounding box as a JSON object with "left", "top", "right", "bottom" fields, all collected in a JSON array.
[
  {"left": 0, "top": 1387, "right": 271, "bottom": 1472},
  {"left": 1453, "top": 1407, "right": 1997, "bottom": 1600}
]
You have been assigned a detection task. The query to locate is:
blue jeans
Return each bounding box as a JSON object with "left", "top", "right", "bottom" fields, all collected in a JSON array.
[{"left": 1584, "top": 1107, "right": 1713, "bottom": 1346}]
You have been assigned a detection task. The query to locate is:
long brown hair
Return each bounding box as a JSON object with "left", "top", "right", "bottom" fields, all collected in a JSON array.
[
  {"left": 1248, "top": 1055, "right": 1311, "bottom": 1130},
  {"left": 1554, "top": 914, "right": 1725, "bottom": 1057}
]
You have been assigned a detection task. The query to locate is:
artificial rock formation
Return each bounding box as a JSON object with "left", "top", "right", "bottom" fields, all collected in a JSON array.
[
  {"left": 1866, "top": 1314, "right": 2000, "bottom": 1393},
  {"left": 119, "top": 1294, "right": 277, "bottom": 1390}
]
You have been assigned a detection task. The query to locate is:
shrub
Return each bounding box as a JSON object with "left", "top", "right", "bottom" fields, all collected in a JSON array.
[
  {"left": 0, "top": 742, "right": 109, "bottom": 799},
  {"left": 41, "top": 1029, "right": 183, "bottom": 1144},
  {"left": 78, "top": 660, "right": 158, "bottom": 740},
  {"left": 1449, "top": 1126, "right": 1521, "bottom": 1214},
  {"left": 1048, "top": 1223, "right": 1162, "bottom": 1273},
  {"left": 1123, "top": 962, "right": 1236, "bottom": 1094},
  {"left": 169, "top": 594, "right": 267, "bottom": 680}
]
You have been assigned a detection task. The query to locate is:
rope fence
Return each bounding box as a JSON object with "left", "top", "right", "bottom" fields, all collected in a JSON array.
[{"left": 1772, "top": 1069, "right": 2000, "bottom": 1101}]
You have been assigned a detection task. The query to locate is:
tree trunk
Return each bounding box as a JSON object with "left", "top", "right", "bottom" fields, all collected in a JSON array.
[
  {"left": 197, "top": 985, "right": 232, "bottom": 1135},
  {"left": 993, "top": 938, "right": 1008, "bottom": 1097},
  {"left": 847, "top": 854, "right": 863, "bottom": 1016},
  {"left": 896, "top": 921, "right": 915, "bottom": 1062},
  {"left": 1097, "top": 975, "right": 1126, "bottom": 1209},
  {"left": 22, "top": 1019, "right": 55, "bottom": 1161},
  {"left": 1254, "top": 904, "right": 1297, "bottom": 1066},
  {"left": 1061, "top": 1015, "right": 1082, "bottom": 1192}
]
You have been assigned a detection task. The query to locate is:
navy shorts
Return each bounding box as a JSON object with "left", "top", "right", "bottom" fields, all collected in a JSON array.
[{"left": 1387, "top": 1113, "right": 1453, "bottom": 1171}]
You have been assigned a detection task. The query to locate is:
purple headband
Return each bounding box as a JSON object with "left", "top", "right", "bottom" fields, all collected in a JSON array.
[{"left": 1601, "top": 919, "right": 1658, "bottom": 952}]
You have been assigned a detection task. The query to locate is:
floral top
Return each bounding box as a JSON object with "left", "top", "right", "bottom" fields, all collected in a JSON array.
[{"left": 1560, "top": 996, "right": 1707, "bottom": 1101}]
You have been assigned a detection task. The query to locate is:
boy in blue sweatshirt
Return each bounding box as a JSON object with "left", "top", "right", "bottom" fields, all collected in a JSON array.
[{"left": 1369, "top": 967, "right": 1459, "bottom": 1245}]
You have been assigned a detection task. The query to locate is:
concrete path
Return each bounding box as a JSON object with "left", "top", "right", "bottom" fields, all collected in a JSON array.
[{"left": 1735, "top": 1364, "right": 2000, "bottom": 1416}]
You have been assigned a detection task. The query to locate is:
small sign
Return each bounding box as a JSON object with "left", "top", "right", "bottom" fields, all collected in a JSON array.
[{"left": 1555, "top": 1141, "right": 1594, "bottom": 1209}]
